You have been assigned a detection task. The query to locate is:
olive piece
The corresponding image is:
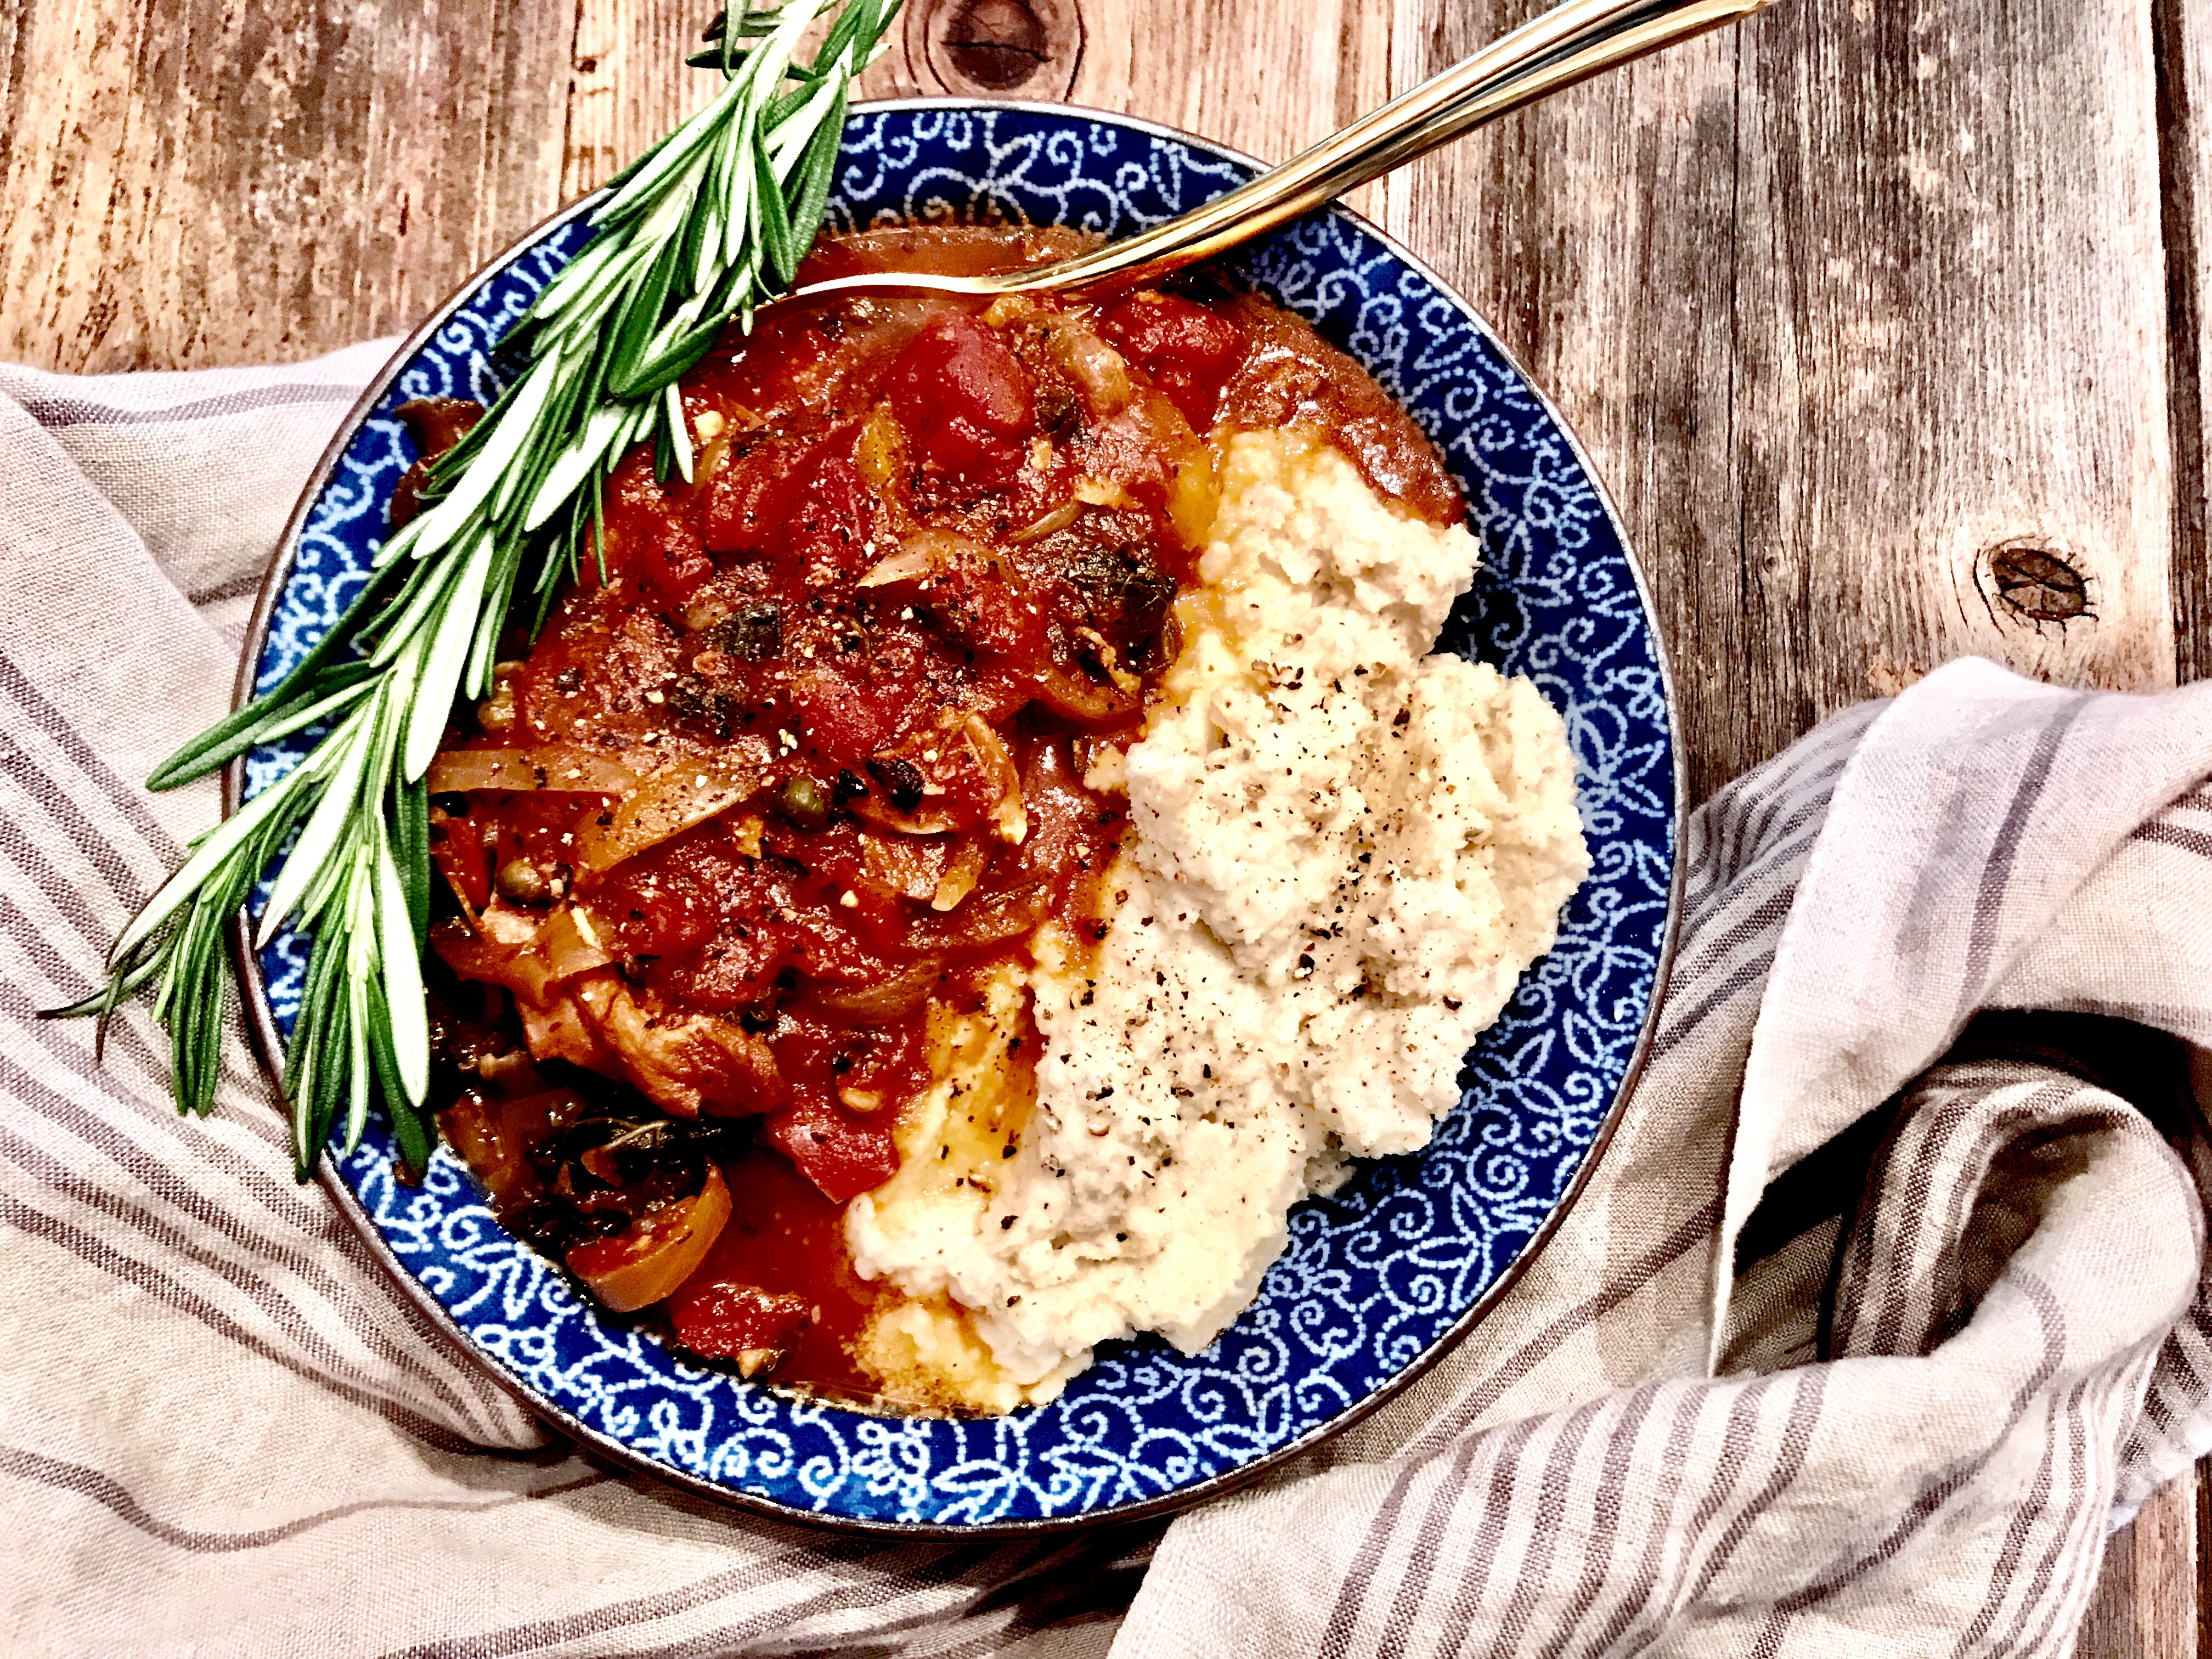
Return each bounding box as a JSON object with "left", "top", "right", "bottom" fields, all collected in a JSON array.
[
  {"left": 494, "top": 858, "right": 552, "bottom": 905},
  {"left": 775, "top": 774, "right": 830, "bottom": 831},
  {"left": 866, "top": 756, "right": 927, "bottom": 812},
  {"left": 704, "top": 605, "right": 782, "bottom": 662}
]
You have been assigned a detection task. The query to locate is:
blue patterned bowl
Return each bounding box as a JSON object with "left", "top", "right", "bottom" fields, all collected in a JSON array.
[{"left": 233, "top": 99, "right": 1679, "bottom": 1531}]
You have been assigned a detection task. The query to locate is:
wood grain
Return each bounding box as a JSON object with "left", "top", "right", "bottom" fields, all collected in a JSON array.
[
  {"left": 896, "top": 0, "right": 1086, "bottom": 102},
  {"left": 563, "top": 1, "right": 722, "bottom": 198},
  {"left": 1373, "top": 14, "right": 1749, "bottom": 795},
  {"left": 2158, "top": 0, "right": 2210, "bottom": 688},
  {"left": 2081, "top": 1480, "right": 2200, "bottom": 1659},
  {"left": 1383, "top": 0, "right": 2178, "bottom": 802},
  {"left": 0, "top": 0, "right": 573, "bottom": 371},
  {"left": 0, "top": 0, "right": 2204, "bottom": 1648}
]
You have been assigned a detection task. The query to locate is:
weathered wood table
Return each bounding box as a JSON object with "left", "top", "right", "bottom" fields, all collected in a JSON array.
[{"left": 1, "top": 0, "right": 2203, "bottom": 1648}]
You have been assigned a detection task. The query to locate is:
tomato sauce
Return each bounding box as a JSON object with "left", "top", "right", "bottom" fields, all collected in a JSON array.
[
  {"left": 673, "top": 1144, "right": 884, "bottom": 1399},
  {"left": 421, "top": 224, "right": 1462, "bottom": 1406}
]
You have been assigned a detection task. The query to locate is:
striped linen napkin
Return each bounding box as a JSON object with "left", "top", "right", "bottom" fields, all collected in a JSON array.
[{"left": 2, "top": 349, "right": 2208, "bottom": 1659}]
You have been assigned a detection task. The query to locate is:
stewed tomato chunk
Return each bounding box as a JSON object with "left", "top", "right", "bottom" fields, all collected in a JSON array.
[
  {"left": 669, "top": 1281, "right": 813, "bottom": 1375},
  {"left": 884, "top": 312, "right": 1035, "bottom": 483},
  {"left": 1099, "top": 292, "right": 1249, "bottom": 429}
]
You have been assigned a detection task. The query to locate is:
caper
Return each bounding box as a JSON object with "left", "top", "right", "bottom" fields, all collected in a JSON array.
[
  {"left": 475, "top": 664, "right": 522, "bottom": 735},
  {"left": 494, "top": 858, "right": 552, "bottom": 905},
  {"left": 775, "top": 773, "right": 830, "bottom": 831}
]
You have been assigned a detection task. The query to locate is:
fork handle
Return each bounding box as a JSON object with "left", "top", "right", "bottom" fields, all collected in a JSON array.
[
  {"left": 1019, "top": 0, "right": 1776, "bottom": 292},
  {"left": 796, "top": 0, "right": 1778, "bottom": 309},
  {"left": 789, "top": 0, "right": 1778, "bottom": 304}
]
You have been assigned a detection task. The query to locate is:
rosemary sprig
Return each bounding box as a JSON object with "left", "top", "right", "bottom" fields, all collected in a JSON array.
[{"left": 52, "top": 0, "right": 899, "bottom": 1176}]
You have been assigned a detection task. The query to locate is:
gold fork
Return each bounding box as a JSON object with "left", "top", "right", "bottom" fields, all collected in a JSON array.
[{"left": 788, "top": 0, "right": 1779, "bottom": 304}]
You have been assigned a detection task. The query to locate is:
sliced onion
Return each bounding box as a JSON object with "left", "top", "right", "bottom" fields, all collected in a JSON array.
[
  {"left": 438, "top": 1091, "right": 523, "bottom": 1203},
  {"left": 1011, "top": 500, "right": 1081, "bottom": 543},
  {"left": 1031, "top": 658, "right": 1141, "bottom": 723},
  {"left": 855, "top": 544, "right": 937, "bottom": 589},
  {"left": 924, "top": 881, "right": 1051, "bottom": 951},
  {"left": 857, "top": 527, "right": 988, "bottom": 591},
  {"left": 962, "top": 715, "right": 1026, "bottom": 844},
  {"left": 427, "top": 744, "right": 636, "bottom": 795},
  {"left": 443, "top": 1087, "right": 585, "bottom": 1212},
  {"left": 540, "top": 902, "right": 617, "bottom": 981},
  {"left": 859, "top": 829, "right": 949, "bottom": 901},
  {"left": 1047, "top": 320, "right": 1132, "bottom": 418},
  {"left": 578, "top": 975, "right": 788, "bottom": 1118},
  {"left": 430, "top": 916, "right": 538, "bottom": 998},
  {"left": 431, "top": 905, "right": 612, "bottom": 1005},
  {"left": 577, "top": 747, "right": 771, "bottom": 870},
  {"left": 518, "top": 988, "right": 606, "bottom": 1071},
  {"left": 849, "top": 793, "right": 955, "bottom": 837},
  {"left": 930, "top": 840, "right": 989, "bottom": 912},
  {"left": 808, "top": 958, "right": 946, "bottom": 1019},
  {"left": 565, "top": 1165, "right": 733, "bottom": 1313}
]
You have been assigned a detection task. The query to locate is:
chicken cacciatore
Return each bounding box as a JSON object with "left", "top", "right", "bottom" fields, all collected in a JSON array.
[{"left": 412, "top": 223, "right": 1462, "bottom": 1400}]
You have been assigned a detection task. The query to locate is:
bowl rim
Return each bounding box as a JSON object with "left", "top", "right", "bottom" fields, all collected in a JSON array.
[{"left": 223, "top": 93, "right": 1687, "bottom": 1536}]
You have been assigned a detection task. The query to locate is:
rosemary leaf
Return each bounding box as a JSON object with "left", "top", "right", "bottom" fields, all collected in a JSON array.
[
  {"left": 401, "top": 538, "right": 494, "bottom": 775},
  {"left": 149, "top": 668, "right": 379, "bottom": 792},
  {"left": 524, "top": 402, "right": 631, "bottom": 531},
  {"left": 754, "top": 138, "right": 800, "bottom": 284},
  {"left": 285, "top": 918, "right": 342, "bottom": 1105},
  {"left": 257, "top": 710, "right": 375, "bottom": 943},
  {"left": 392, "top": 777, "right": 431, "bottom": 945},
  {"left": 343, "top": 906, "right": 374, "bottom": 1150},
  {"left": 786, "top": 88, "right": 849, "bottom": 258},
  {"left": 372, "top": 835, "right": 430, "bottom": 1102},
  {"left": 112, "top": 764, "right": 311, "bottom": 963}
]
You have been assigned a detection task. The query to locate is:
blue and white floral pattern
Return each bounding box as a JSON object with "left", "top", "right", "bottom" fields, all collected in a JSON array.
[{"left": 242, "top": 104, "right": 1677, "bottom": 1528}]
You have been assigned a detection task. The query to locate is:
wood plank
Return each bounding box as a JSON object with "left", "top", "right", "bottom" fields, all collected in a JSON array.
[
  {"left": 1725, "top": 0, "right": 2174, "bottom": 712},
  {"left": 2145, "top": 5, "right": 2212, "bottom": 1652},
  {"left": 1374, "top": 13, "right": 1747, "bottom": 799},
  {"left": 1378, "top": 0, "right": 2187, "bottom": 1630},
  {"left": 2078, "top": 1479, "right": 2198, "bottom": 1659},
  {"left": 2158, "top": 0, "right": 2211, "bottom": 689},
  {"left": 485, "top": 0, "right": 1396, "bottom": 223},
  {"left": 1386, "top": 0, "right": 2176, "bottom": 803},
  {"left": 2132, "top": 1478, "right": 2196, "bottom": 1659},
  {"left": 0, "top": 0, "right": 573, "bottom": 373},
  {"left": 563, "top": 1, "right": 721, "bottom": 198},
  {"left": 2202, "top": 1461, "right": 2212, "bottom": 1657}
]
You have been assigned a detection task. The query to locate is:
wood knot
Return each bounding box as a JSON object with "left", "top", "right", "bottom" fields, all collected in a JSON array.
[
  {"left": 1985, "top": 544, "right": 2090, "bottom": 622},
  {"left": 909, "top": 0, "right": 1081, "bottom": 98}
]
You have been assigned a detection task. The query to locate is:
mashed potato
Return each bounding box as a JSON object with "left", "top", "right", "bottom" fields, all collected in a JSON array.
[{"left": 845, "top": 432, "right": 1590, "bottom": 1408}]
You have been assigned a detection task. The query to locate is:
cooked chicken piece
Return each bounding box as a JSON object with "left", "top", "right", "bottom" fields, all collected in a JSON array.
[
  {"left": 519, "top": 990, "right": 607, "bottom": 1073},
  {"left": 563, "top": 972, "right": 787, "bottom": 1118}
]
